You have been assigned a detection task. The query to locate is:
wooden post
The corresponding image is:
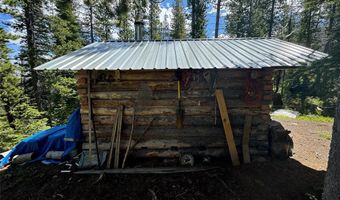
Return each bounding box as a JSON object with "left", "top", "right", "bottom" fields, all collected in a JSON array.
[
  {"left": 242, "top": 115, "right": 252, "bottom": 164},
  {"left": 215, "top": 89, "right": 240, "bottom": 166},
  {"left": 106, "top": 109, "right": 119, "bottom": 169},
  {"left": 114, "top": 105, "right": 123, "bottom": 169},
  {"left": 87, "top": 71, "right": 92, "bottom": 160}
]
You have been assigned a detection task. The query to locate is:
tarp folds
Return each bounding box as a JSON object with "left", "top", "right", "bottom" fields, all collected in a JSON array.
[{"left": 0, "top": 109, "right": 81, "bottom": 168}]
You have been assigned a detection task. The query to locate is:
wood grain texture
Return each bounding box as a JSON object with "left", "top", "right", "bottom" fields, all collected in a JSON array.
[
  {"left": 215, "top": 89, "right": 240, "bottom": 166},
  {"left": 242, "top": 115, "right": 252, "bottom": 164},
  {"left": 76, "top": 69, "right": 273, "bottom": 159}
]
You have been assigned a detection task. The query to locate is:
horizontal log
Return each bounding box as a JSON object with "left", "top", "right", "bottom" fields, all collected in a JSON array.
[
  {"left": 78, "top": 79, "right": 254, "bottom": 90},
  {"left": 81, "top": 124, "right": 269, "bottom": 141},
  {"left": 81, "top": 147, "right": 268, "bottom": 158},
  {"left": 80, "top": 106, "right": 270, "bottom": 116},
  {"left": 76, "top": 69, "right": 272, "bottom": 80},
  {"left": 78, "top": 89, "right": 244, "bottom": 99},
  {"left": 83, "top": 134, "right": 267, "bottom": 146},
  {"left": 80, "top": 106, "right": 212, "bottom": 116},
  {"left": 77, "top": 70, "right": 175, "bottom": 81},
  {"left": 83, "top": 138, "right": 270, "bottom": 151},
  {"left": 79, "top": 98, "right": 271, "bottom": 109},
  {"left": 132, "top": 148, "right": 269, "bottom": 158},
  {"left": 82, "top": 138, "right": 229, "bottom": 150},
  {"left": 80, "top": 114, "right": 269, "bottom": 127}
]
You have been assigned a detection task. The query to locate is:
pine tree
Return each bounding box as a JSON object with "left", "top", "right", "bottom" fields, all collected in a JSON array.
[
  {"left": 226, "top": 0, "right": 250, "bottom": 37},
  {"left": 47, "top": 0, "right": 83, "bottom": 124},
  {"left": 94, "top": 0, "right": 115, "bottom": 41},
  {"left": 227, "top": 0, "right": 280, "bottom": 37},
  {"left": 0, "top": 28, "right": 48, "bottom": 150},
  {"left": 171, "top": 0, "right": 186, "bottom": 39},
  {"left": 116, "top": 0, "right": 133, "bottom": 40},
  {"left": 188, "top": 0, "right": 207, "bottom": 38},
  {"left": 83, "top": 0, "right": 96, "bottom": 43},
  {"left": 149, "top": 0, "right": 161, "bottom": 40},
  {"left": 50, "top": 0, "right": 84, "bottom": 56},
  {"left": 4, "top": 0, "right": 51, "bottom": 111},
  {"left": 298, "top": 0, "right": 324, "bottom": 48}
]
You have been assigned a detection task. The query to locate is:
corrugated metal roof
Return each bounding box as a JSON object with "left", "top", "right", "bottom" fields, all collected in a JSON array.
[{"left": 34, "top": 38, "right": 328, "bottom": 70}]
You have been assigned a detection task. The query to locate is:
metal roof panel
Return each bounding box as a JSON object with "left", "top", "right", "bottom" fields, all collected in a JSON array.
[{"left": 34, "top": 38, "right": 328, "bottom": 71}]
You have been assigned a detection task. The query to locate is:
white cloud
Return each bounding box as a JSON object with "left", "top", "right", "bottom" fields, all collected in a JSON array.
[{"left": 160, "top": 6, "right": 173, "bottom": 25}]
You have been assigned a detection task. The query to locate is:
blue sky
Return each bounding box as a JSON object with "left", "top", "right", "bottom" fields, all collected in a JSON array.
[
  {"left": 0, "top": 13, "right": 21, "bottom": 59},
  {"left": 0, "top": 0, "right": 226, "bottom": 58}
]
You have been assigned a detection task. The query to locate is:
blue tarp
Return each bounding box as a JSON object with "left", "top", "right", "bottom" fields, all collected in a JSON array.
[{"left": 0, "top": 109, "right": 81, "bottom": 168}]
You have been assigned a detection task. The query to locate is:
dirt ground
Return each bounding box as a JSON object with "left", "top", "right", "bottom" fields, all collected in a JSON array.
[
  {"left": 276, "top": 118, "right": 332, "bottom": 171},
  {"left": 0, "top": 118, "right": 333, "bottom": 200}
]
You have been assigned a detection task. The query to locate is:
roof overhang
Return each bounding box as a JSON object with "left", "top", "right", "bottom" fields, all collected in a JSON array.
[{"left": 34, "top": 38, "right": 328, "bottom": 71}]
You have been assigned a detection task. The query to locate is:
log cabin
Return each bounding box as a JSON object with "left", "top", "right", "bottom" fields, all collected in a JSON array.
[{"left": 35, "top": 38, "right": 327, "bottom": 165}]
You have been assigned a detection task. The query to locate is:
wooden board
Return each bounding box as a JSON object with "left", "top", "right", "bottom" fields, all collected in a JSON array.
[
  {"left": 215, "top": 89, "right": 240, "bottom": 166},
  {"left": 87, "top": 71, "right": 93, "bottom": 159},
  {"left": 242, "top": 115, "right": 252, "bottom": 164}
]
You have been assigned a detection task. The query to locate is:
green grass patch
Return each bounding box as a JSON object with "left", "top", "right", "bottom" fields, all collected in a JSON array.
[
  {"left": 319, "top": 131, "right": 332, "bottom": 140},
  {"left": 296, "top": 115, "right": 334, "bottom": 123},
  {"left": 272, "top": 115, "right": 334, "bottom": 123}
]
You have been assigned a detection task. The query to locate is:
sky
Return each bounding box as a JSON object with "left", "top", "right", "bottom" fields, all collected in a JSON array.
[{"left": 0, "top": 0, "right": 227, "bottom": 59}]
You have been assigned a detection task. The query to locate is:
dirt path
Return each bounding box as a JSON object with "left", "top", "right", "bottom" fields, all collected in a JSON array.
[{"left": 274, "top": 118, "right": 333, "bottom": 171}]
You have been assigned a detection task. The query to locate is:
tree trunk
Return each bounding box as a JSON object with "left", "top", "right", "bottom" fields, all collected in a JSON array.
[
  {"left": 191, "top": 0, "right": 196, "bottom": 38},
  {"left": 215, "top": 0, "right": 221, "bottom": 38},
  {"left": 322, "top": 88, "right": 340, "bottom": 200},
  {"left": 268, "top": 0, "right": 275, "bottom": 37},
  {"left": 90, "top": 3, "right": 94, "bottom": 43},
  {"left": 3, "top": 102, "right": 15, "bottom": 129}
]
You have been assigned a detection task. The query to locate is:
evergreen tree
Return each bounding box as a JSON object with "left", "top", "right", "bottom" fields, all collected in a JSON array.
[
  {"left": 188, "top": 0, "right": 207, "bottom": 38},
  {"left": 94, "top": 0, "right": 115, "bottom": 41},
  {"left": 276, "top": 1, "right": 299, "bottom": 41},
  {"left": 281, "top": 0, "right": 340, "bottom": 116},
  {"left": 149, "top": 0, "right": 161, "bottom": 40},
  {"left": 226, "top": 0, "right": 250, "bottom": 37},
  {"left": 227, "top": 0, "right": 281, "bottom": 37},
  {"left": 4, "top": 0, "right": 51, "bottom": 111},
  {"left": 116, "top": 0, "right": 133, "bottom": 40},
  {"left": 0, "top": 28, "right": 49, "bottom": 150},
  {"left": 50, "top": 0, "right": 84, "bottom": 56},
  {"left": 298, "top": 0, "right": 324, "bottom": 48},
  {"left": 171, "top": 0, "right": 186, "bottom": 39},
  {"left": 83, "top": 0, "right": 95, "bottom": 43},
  {"left": 324, "top": 0, "right": 337, "bottom": 53},
  {"left": 47, "top": 0, "right": 83, "bottom": 124}
]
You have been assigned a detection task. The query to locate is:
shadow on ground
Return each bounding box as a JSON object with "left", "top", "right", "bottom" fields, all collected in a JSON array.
[{"left": 0, "top": 159, "right": 325, "bottom": 200}]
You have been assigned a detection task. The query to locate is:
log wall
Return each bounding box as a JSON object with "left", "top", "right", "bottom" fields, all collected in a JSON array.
[{"left": 76, "top": 69, "right": 273, "bottom": 159}]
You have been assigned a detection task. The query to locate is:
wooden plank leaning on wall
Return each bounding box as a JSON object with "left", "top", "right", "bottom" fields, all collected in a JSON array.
[{"left": 215, "top": 89, "right": 240, "bottom": 166}]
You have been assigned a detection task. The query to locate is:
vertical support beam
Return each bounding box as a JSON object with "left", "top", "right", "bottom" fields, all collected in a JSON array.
[
  {"left": 215, "top": 89, "right": 240, "bottom": 166},
  {"left": 87, "top": 71, "right": 92, "bottom": 159},
  {"left": 242, "top": 115, "right": 252, "bottom": 164}
]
